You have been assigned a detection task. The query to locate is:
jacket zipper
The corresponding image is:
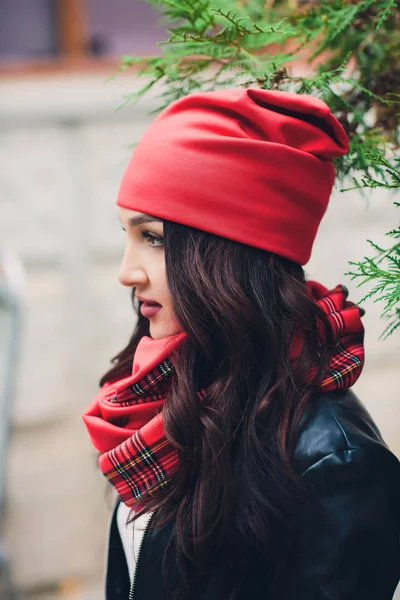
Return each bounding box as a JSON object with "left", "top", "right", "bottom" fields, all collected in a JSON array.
[
  {"left": 104, "top": 501, "right": 119, "bottom": 591},
  {"left": 128, "top": 510, "right": 156, "bottom": 600}
]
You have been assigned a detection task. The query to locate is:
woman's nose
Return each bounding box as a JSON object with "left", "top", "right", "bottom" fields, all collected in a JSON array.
[{"left": 118, "top": 248, "right": 148, "bottom": 287}]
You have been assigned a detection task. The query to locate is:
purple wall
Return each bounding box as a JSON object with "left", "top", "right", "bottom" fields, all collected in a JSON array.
[
  {"left": 0, "top": 0, "right": 56, "bottom": 59},
  {"left": 86, "top": 0, "right": 167, "bottom": 56}
]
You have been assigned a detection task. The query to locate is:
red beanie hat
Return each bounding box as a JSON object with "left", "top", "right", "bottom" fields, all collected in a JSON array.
[{"left": 116, "top": 88, "right": 349, "bottom": 265}]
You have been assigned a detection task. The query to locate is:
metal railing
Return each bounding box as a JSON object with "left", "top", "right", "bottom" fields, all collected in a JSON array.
[{"left": 0, "top": 251, "right": 24, "bottom": 599}]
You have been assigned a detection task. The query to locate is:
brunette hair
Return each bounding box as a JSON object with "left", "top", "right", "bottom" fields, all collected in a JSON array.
[{"left": 100, "top": 219, "right": 334, "bottom": 600}]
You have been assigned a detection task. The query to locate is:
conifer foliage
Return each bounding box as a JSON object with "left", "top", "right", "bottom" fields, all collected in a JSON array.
[{"left": 120, "top": 0, "right": 399, "bottom": 337}]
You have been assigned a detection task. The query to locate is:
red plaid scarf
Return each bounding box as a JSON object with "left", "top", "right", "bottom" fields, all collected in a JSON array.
[{"left": 82, "top": 281, "right": 365, "bottom": 510}]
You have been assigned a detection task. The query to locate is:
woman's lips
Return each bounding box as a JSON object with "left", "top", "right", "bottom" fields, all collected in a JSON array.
[{"left": 140, "top": 302, "right": 162, "bottom": 318}]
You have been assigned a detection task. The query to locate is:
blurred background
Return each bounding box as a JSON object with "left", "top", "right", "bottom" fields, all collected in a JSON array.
[{"left": 0, "top": 1, "right": 399, "bottom": 598}]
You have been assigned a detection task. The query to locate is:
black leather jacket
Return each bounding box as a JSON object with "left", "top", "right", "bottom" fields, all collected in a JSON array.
[{"left": 105, "top": 390, "right": 400, "bottom": 599}]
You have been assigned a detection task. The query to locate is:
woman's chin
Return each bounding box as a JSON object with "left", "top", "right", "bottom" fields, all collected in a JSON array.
[
  {"left": 149, "top": 320, "right": 183, "bottom": 340},
  {"left": 149, "top": 321, "right": 169, "bottom": 340}
]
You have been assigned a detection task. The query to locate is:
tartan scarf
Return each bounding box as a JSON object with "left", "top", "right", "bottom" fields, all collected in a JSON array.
[{"left": 82, "top": 280, "right": 365, "bottom": 510}]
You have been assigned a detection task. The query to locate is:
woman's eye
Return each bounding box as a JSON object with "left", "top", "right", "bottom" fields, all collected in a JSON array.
[{"left": 141, "top": 231, "right": 164, "bottom": 248}]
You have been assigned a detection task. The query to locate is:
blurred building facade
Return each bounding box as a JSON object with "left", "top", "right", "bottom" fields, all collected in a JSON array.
[{"left": 0, "top": 0, "right": 165, "bottom": 64}]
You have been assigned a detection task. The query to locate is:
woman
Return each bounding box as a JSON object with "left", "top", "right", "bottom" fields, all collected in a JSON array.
[{"left": 83, "top": 88, "right": 400, "bottom": 600}]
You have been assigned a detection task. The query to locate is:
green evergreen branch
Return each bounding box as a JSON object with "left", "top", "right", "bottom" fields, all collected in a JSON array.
[
  {"left": 376, "top": 0, "right": 398, "bottom": 29},
  {"left": 345, "top": 153, "right": 400, "bottom": 339},
  {"left": 346, "top": 240, "right": 400, "bottom": 340}
]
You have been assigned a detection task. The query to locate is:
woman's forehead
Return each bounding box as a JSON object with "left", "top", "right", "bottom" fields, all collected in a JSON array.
[
  {"left": 118, "top": 206, "right": 162, "bottom": 227},
  {"left": 118, "top": 207, "right": 146, "bottom": 220}
]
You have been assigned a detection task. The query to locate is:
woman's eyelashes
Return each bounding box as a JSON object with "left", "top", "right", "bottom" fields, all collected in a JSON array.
[
  {"left": 141, "top": 230, "right": 164, "bottom": 248},
  {"left": 120, "top": 223, "right": 164, "bottom": 249}
]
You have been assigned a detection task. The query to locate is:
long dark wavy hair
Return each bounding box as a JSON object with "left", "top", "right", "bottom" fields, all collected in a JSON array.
[{"left": 100, "top": 218, "right": 335, "bottom": 600}]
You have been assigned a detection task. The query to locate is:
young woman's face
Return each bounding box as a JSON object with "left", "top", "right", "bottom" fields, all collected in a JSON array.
[{"left": 118, "top": 207, "right": 182, "bottom": 339}]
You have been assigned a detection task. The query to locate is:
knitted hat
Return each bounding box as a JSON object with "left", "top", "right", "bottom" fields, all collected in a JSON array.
[{"left": 116, "top": 87, "right": 349, "bottom": 265}]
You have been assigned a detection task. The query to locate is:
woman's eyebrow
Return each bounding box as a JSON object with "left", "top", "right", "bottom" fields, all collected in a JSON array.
[{"left": 128, "top": 214, "right": 163, "bottom": 227}]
